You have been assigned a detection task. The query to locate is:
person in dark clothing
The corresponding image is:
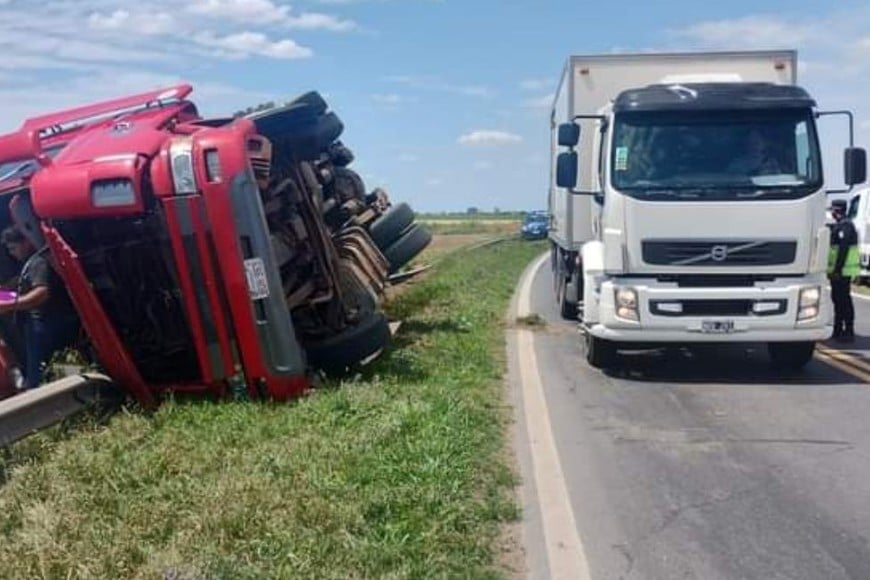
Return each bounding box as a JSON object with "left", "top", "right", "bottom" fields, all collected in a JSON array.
[
  {"left": 828, "top": 200, "right": 860, "bottom": 342},
  {"left": 0, "top": 227, "right": 79, "bottom": 389}
]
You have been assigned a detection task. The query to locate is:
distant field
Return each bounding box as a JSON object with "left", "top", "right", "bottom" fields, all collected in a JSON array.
[
  {"left": 417, "top": 212, "right": 526, "bottom": 222},
  {"left": 419, "top": 218, "right": 521, "bottom": 236}
]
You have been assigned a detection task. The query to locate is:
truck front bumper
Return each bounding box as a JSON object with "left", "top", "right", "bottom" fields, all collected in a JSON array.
[{"left": 587, "top": 276, "right": 833, "bottom": 343}]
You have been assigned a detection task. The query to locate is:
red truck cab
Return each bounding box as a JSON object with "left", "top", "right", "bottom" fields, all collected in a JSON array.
[{"left": 0, "top": 85, "right": 430, "bottom": 406}]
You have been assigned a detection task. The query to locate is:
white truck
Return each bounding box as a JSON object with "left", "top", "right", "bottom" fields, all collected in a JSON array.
[
  {"left": 846, "top": 187, "right": 870, "bottom": 282},
  {"left": 549, "top": 50, "right": 867, "bottom": 370}
]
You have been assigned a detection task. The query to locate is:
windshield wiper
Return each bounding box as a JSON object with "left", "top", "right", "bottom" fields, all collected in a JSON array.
[
  {"left": 735, "top": 186, "right": 804, "bottom": 198},
  {"left": 642, "top": 188, "right": 702, "bottom": 199}
]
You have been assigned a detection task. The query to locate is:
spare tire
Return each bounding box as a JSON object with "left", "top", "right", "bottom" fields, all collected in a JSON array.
[
  {"left": 368, "top": 202, "right": 415, "bottom": 249},
  {"left": 383, "top": 224, "right": 432, "bottom": 273},
  {"left": 304, "top": 312, "right": 391, "bottom": 374},
  {"left": 286, "top": 91, "right": 328, "bottom": 115}
]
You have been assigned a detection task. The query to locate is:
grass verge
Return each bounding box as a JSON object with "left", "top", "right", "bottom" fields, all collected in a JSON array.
[{"left": 0, "top": 240, "right": 545, "bottom": 579}]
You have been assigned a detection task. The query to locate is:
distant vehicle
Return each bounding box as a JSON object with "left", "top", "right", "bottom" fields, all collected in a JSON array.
[{"left": 521, "top": 210, "right": 548, "bottom": 240}]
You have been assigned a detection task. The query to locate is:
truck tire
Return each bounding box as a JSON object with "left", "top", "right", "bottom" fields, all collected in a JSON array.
[
  {"left": 768, "top": 341, "right": 815, "bottom": 372},
  {"left": 305, "top": 312, "right": 391, "bottom": 374},
  {"left": 287, "top": 91, "right": 328, "bottom": 116},
  {"left": 557, "top": 275, "right": 578, "bottom": 320},
  {"left": 369, "top": 202, "right": 415, "bottom": 249},
  {"left": 583, "top": 333, "right": 616, "bottom": 369},
  {"left": 383, "top": 224, "right": 432, "bottom": 273},
  {"left": 331, "top": 167, "right": 366, "bottom": 203}
]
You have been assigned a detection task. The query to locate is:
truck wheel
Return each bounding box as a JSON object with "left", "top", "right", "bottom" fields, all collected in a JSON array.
[
  {"left": 331, "top": 167, "right": 366, "bottom": 203},
  {"left": 287, "top": 91, "right": 328, "bottom": 116},
  {"left": 557, "top": 276, "right": 577, "bottom": 320},
  {"left": 768, "top": 341, "right": 815, "bottom": 372},
  {"left": 305, "top": 312, "right": 391, "bottom": 374},
  {"left": 583, "top": 333, "right": 617, "bottom": 369},
  {"left": 383, "top": 224, "right": 432, "bottom": 273},
  {"left": 369, "top": 202, "right": 415, "bottom": 249}
]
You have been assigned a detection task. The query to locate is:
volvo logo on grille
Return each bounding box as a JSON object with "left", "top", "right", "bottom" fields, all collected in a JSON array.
[{"left": 710, "top": 245, "right": 729, "bottom": 262}]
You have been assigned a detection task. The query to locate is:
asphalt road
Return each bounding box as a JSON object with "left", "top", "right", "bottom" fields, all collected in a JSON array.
[{"left": 508, "top": 254, "right": 870, "bottom": 580}]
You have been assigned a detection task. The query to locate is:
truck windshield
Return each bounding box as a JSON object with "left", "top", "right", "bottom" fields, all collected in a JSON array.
[
  {"left": 0, "top": 144, "right": 66, "bottom": 185},
  {"left": 610, "top": 109, "right": 822, "bottom": 201}
]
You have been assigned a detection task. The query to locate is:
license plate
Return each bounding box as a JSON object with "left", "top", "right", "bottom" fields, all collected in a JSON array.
[
  {"left": 701, "top": 320, "right": 735, "bottom": 334},
  {"left": 244, "top": 257, "right": 270, "bottom": 300}
]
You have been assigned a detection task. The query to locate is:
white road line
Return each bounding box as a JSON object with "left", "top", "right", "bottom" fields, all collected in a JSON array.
[
  {"left": 516, "top": 253, "right": 591, "bottom": 580},
  {"left": 851, "top": 291, "right": 870, "bottom": 302}
]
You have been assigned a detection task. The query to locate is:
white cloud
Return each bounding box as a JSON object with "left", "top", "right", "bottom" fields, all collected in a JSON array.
[
  {"left": 521, "top": 79, "right": 550, "bottom": 91},
  {"left": 386, "top": 75, "right": 493, "bottom": 98},
  {"left": 195, "top": 31, "right": 313, "bottom": 59},
  {"left": 286, "top": 13, "right": 356, "bottom": 31},
  {"left": 425, "top": 178, "right": 443, "bottom": 187},
  {"left": 458, "top": 130, "right": 523, "bottom": 146},
  {"left": 524, "top": 94, "right": 553, "bottom": 109},
  {"left": 372, "top": 93, "right": 408, "bottom": 105},
  {"left": 398, "top": 153, "right": 419, "bottom": 162},
  {"left": 187, "top": 0, "right": 289, "bottom": 23},
  {"left": 88, "top": 10, "right": 176, "bottom": 36},
  {"left": 670, "top": 16, "right": 814, "bottom": 50},
  {"left": 186, "top": 0, "right": 355, "bottom": 31}
]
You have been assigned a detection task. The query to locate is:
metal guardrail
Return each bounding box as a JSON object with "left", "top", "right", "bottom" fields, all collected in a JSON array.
[{"left": 0, "top": 373, "right": 120, "bottom": 447}]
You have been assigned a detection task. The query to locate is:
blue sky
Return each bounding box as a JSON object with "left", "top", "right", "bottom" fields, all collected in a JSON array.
[{"left": 1, "top": 0, "right": 870, "bottom": 212}]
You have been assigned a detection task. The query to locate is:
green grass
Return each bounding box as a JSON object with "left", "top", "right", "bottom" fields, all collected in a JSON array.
[{"left": 0, "top": 240, "right": 545, "bottom": 580}]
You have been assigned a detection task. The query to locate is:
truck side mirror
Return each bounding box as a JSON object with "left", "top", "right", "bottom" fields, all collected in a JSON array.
[
  {"left": 845, "top": 147, "right": 867, "bottom": 185},
  {"left": 558, "top": 123, "right": 580, "bottom": 147},
  {"left": 556, "top": 152, "right": 578, "bottom": 188}
]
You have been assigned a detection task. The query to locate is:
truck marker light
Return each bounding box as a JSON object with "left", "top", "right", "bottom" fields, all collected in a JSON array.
[
  {"left": 753, "top": 301, "right": 782, "bottom": 314},
  {"left": 205, "top": 149, "right": 222, "bottom": 182},
  {"left": 169, "top": 138, "right": 197, "bottom": 194},
  {"left": 657, "top": 302, "right": 682, "bottom": 314}
]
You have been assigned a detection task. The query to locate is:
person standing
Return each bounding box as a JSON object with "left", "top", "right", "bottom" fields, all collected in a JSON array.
[
  {"left": 828, "top": 200, "right": 860, "bottom": 342},
  {"left": 0, "top": 227, "right": 79, "bottom": 389}
]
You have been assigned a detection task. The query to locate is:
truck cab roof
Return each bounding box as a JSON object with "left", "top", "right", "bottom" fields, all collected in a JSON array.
[{"left": 613, "top": 82, "right": 815, "bottom": 112}]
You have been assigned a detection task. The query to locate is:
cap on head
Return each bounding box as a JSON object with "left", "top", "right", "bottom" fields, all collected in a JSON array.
[{"left": 831, "top": 200, "right": 847, "bottom": 213}]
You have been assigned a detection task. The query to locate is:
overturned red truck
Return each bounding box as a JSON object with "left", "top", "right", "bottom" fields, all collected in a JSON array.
[{"left": 0, "top": 85, "right": 431, "bottom": 407}]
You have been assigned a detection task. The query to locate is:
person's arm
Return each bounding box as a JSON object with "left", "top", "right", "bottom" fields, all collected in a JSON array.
[
  {"left": 0, "top": 254, "right": 51, "bottom": 314},
  {"left": 0, "top": 285, "right": 48, "bottom": 314}
]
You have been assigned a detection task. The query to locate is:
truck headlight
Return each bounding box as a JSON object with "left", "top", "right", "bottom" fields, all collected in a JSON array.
[
  {"left": 169, "top": 138, "right": 197, "bottom": 194},
  {"left": 615, "top": 286, "right": 638, "bottom": 321},
  {"left": 798, "top": 286, "right": 821, "bottom": 321}
]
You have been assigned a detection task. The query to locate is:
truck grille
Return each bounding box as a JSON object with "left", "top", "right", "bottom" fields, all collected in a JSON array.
[
  {"left": 650, "top": 299, "right": 786, "bottom": 317},
  {"left": 642, "top": 240, "right": 797, "bottom": 267}
]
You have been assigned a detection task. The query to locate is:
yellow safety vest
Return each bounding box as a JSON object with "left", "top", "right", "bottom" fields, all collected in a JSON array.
[{"left": 828, "top": 245, "right": 860, "bottom": 277}]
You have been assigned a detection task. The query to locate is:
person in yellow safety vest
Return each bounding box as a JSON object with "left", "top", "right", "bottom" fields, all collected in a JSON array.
[{"left": 828, "top": 199, "right": 860, "bottom": 342}]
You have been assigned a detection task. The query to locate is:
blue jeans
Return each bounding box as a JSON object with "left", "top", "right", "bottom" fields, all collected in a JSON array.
[{"left": 23, "top": 316, "right": 80, "bottom": 390}]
